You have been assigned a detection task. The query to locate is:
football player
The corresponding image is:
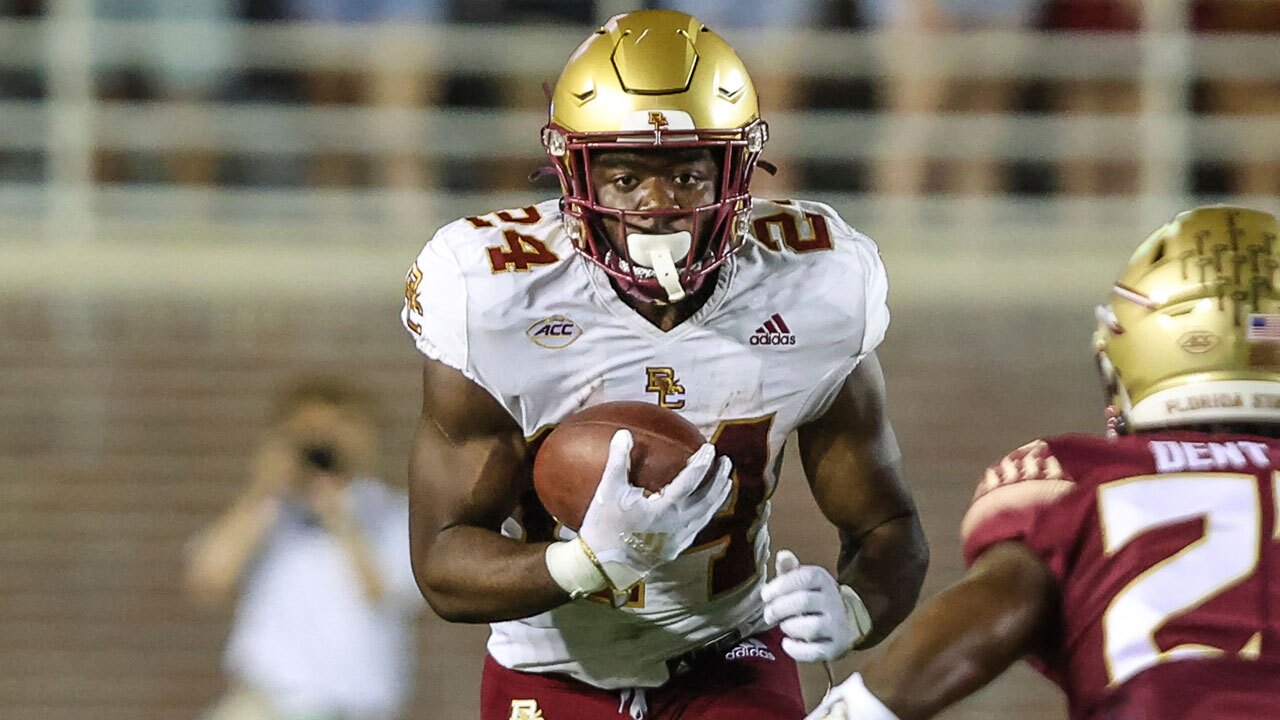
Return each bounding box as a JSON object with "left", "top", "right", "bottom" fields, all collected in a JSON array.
[
  {"left": 402, "top": 10, "right": 928, "bottom": 719},
  {"left": 809, "top": 206, "right": 1280, "bottom": 720}
]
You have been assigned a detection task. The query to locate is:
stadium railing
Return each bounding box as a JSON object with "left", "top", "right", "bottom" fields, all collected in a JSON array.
[{"left": 1, "top": 2, "right": 1277, "bottom": 301}]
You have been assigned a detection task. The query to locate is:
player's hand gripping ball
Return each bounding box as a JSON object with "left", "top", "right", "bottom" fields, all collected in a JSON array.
[{"left": 533, "top": 401, "right": 709, "bottom": 530}]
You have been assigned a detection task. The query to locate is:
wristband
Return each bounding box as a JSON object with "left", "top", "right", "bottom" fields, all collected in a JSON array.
[
  {"left": 840, "top": 584, "right": 874, "bottom": 646},
  {"left": 544, "top": 538, "right": 607, "bottom": 599},
  {"left": 821, "top": 673, "right": 899, "bottom": 720}
]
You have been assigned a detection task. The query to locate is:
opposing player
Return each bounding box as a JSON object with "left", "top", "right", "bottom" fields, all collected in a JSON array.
[
  {"left": 402, "top": 10, "right": 928, "bottom": 719},
  {"left": 810, "top": 206, "right": 1280, "bottom": 720}
]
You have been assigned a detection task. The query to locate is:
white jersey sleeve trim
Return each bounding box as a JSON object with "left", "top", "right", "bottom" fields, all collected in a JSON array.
[
  {"left": 786, "top": 201, "right": 891, "bottom": 424},
  {"left": 401, "top": 226, "right": 472, "bottom": 378},
  {"left": 797, "top": 354, "right": 860, "bottom": 426},
  {"left": 820, "top": 205, "right": 890, "bottom": 358},
  {"left": 785, "top": 200, "right": 890, "bottom": 357},
  {"left": 855, "top": 237, "right": 890, "bottom": 356}
]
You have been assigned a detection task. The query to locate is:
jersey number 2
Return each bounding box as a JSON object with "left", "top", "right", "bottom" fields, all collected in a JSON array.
[
  {"left": 752, "top": 211, "right": 833, "bottom": 253},
  {"left": 1097, "top": 472, "right": 1280, "bottom": 686}
]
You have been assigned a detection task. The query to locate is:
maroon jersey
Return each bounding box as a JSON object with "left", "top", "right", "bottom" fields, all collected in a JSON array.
[{"left": 961, "top": 432, "right": 1280, "bottom": 720}]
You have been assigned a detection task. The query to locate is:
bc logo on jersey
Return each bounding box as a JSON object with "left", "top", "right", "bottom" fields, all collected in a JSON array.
[
  {"left": 404, "top": 263, "right": 425, "bottom": 334},
  {"left": 645, "top": 367, "right": 686, "bottom": 409},
  {"left": 508, "top": 699, "right": 544, "bottom": 720}
]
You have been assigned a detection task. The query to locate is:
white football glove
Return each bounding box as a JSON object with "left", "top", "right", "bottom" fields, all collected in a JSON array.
[
  {"left": 575, "top": 429, "right": 733, "bottom": 592},
  {"left": 805, "top": 674, "right": 900, "bottom": 720},
  {"left": 761, "top": 549, "right": 872, "bottom": 663}
]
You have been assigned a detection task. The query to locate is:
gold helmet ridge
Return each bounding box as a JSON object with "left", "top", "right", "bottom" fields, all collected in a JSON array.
[
  {"left": 548, "top": 10, "right": 761, "bottom": 136},
  {"left": 542, "top": 10, "right": 768, "bottom": 303},
  {"left": 1095, "top": 206, "right": 1280, "bottom": 431}
]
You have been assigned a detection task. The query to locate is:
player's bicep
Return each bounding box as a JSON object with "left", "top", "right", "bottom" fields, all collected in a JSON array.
[
  {"left": 409, "top": 358, "right": 531, "bottom": 542},
  {"left": 796, "top": 352, "right": 914, "bottom": 535},
  {"left": 961, "top": 541, "right": 1062, "bottom": 661}
]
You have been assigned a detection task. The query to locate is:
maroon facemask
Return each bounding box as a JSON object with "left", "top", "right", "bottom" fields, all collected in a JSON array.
[{"left": 542, "top": 119, "right": 768, "bottom": 303}]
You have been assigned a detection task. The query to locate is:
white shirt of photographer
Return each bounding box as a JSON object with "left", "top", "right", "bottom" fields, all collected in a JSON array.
[{"left": 221, "top": 478, "right": 424, "bottom": 718}]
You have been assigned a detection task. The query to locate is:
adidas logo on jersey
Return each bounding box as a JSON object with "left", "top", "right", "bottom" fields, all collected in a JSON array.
[
  {"left": 725, "top": 637, "right": 776, "bottom": 662},
  {"left": 750, "top": 313, "right": 796, "bottom": 346}
]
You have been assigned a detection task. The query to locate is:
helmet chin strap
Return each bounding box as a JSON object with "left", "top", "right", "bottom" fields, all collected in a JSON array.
[{"left": 625, "top": 231, "right": 691, "bottom": 302}]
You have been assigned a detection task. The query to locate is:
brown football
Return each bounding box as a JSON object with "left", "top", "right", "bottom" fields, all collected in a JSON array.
[{"left": 533, "top": 401, "right": 707, "bottom": 531}]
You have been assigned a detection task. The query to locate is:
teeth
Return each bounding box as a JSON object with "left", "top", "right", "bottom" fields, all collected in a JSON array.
[
  {"left": 610, "top": 251, "right": 657, "bottom": 278},
  {"left": 610, "top": 252, "right": 703, "bottom": 279},
  {"left": 609, "top": 252, "right": 653, "bottom": 277}
]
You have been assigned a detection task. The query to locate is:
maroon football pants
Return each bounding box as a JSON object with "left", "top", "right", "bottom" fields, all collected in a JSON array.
[{"left": 480, "top": 628, "right": 805, "bottom": 720}]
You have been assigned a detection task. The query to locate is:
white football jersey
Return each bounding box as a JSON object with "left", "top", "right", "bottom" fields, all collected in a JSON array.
[{"left": 402, "top": 197, "right": 889, "bottom": 689}]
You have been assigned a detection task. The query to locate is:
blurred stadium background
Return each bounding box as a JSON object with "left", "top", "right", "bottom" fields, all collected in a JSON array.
[{"left": 4, "top": 0, "right": 1280, "bottom": 718}]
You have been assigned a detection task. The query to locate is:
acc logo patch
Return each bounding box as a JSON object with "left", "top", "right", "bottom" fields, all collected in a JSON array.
[
  {"left": 527, "top": 316, "right": 582, "bottom": 349},
  {"left": 1178, "top": 330, "right": 1220, "bottom": 354}
]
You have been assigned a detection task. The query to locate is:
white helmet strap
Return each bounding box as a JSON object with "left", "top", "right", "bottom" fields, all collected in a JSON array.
[{"left": 625, "top": 231, "right": 691, "bottom": 302}]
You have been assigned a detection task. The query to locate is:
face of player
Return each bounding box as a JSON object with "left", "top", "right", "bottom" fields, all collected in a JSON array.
[{"left": 587, "top": 148, "right": 720, "bottom": 257}]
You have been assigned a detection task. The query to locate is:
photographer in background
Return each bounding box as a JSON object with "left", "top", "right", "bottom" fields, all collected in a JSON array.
[{"left": 185, "top": 378, "right": 423, "bottom": 720}]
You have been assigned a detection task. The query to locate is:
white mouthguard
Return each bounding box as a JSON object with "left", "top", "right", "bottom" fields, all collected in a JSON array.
[{"left": 625, "top": 231, "right": 691, "bottom": 302}]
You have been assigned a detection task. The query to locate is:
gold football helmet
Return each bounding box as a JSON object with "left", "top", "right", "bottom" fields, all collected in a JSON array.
[
  {"left": 542, "top": 9, "right": 768, "bottom": 302},
  {"left": 1095, "top": 206, "right": 1280, "bottom": 432}
]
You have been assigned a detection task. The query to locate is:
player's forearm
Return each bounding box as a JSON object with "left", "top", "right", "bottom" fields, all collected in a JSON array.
[
  {"left": 413, "top": 525, "right": 570, "bottom": 623},
  {"left": 860, "top": 543, "right": 1055, "bottom": 720},
  {"left": 838, "top": 512, "right": 929, "bottom": 647}
]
